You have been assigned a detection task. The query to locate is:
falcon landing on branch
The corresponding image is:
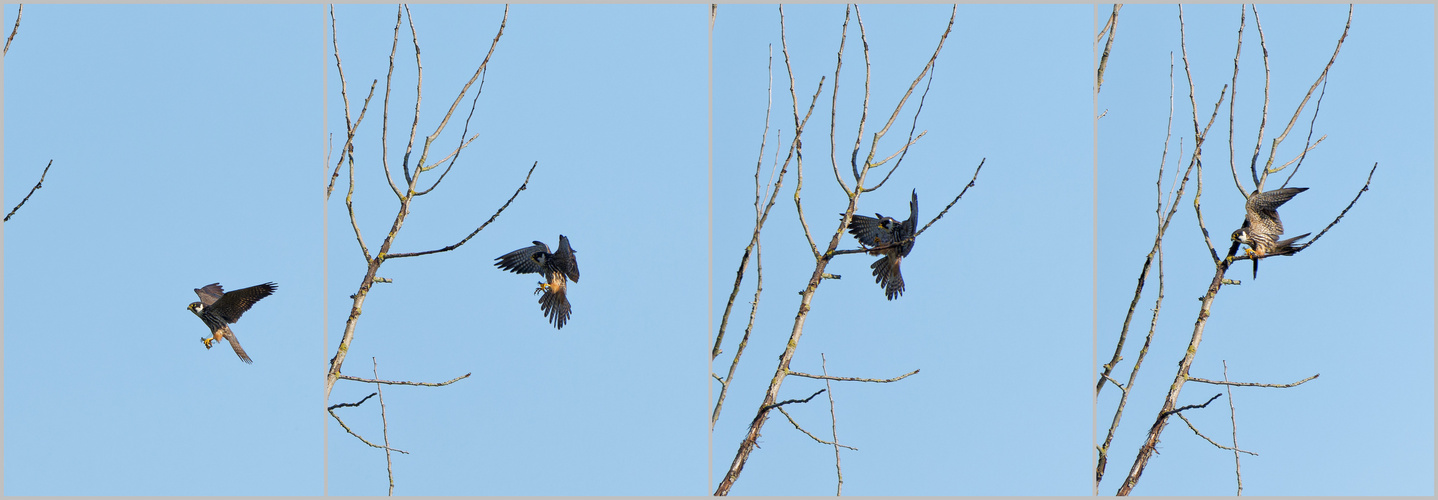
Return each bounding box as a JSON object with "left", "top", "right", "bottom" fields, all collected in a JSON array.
[
  {"left": 1229, "top": 187, "right": 1311, "bottom": 279},
  {"left": 844, "top": 190, "right": 918, "bottom": 300},
  {"left": 495, "top": 235, "right": 581, "bottom": 329},
  {"left": 187, "top": 282, "right": 277, "bottom": 364}
]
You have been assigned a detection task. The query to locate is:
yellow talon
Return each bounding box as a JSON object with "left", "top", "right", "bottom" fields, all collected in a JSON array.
[{"left": 201, "top": 337, "right": 214, "bottom": 349}]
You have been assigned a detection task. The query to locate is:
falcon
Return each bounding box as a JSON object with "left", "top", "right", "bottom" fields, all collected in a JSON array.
[
  {"left": 1229, "top": 187, "right": 1311, "bottom": 279},
  {"left": 495, "top": 235, "right": 581, "bottom": 329},
  {"left": 843, "top": 190, "right": 918, "bottom": 300},
  {"left": 187, "top": 282, "right": 277, "bottom": 364}
]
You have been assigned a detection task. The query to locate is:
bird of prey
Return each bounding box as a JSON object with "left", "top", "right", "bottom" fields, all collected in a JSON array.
[
  {"left": 495, "top": 235, "right": 581, "bottom": 329},
  {"left": 843, "top": 190, "right": 918, "bottom": 300},
  {"left": 1230, "top": 187, "right": 1311, "bottom": 279},
  {"left": 187, "top": 282, "right": 277, "bottom": 364}
]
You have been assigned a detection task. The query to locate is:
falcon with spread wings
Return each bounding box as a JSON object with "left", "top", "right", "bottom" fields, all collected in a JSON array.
[
  {"left": 844, "top": 190, "right": 918, "bottom": 300},
  {"left": 187, "top": 282, "right": 277, "bottom": 364},
  {"left": 495, "top": 235, "right": 580, "bottom": 329}
]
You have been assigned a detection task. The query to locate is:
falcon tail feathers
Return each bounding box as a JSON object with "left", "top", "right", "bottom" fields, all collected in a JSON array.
[
  {"left": 225, "top": 330, "right": 253, "bottom": 364},
  {"left": 870, "top": 255, "right": 906, "bottom": 300},
  {"left": 539, "top": 288, "right": 572, "bottom": 330}
]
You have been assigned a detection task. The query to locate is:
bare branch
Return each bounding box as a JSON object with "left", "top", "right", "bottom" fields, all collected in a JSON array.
[
  {"left": 1224, "top": 361, "right": 1244, "bottom": 495},
  {"left": 414, "top": 66, "right": 487, "bottom": 196},
  {"left": 373, "top": 358, "right": 396, "bottom": 496},
  {"left": 1175, "top": 413, "right": 1257, "bottom": 456},
  {"left": 912, "top": 158, "right": 986, "bottom": 238},
  {"left": 1302, "top": 162, "right": 1378, "bottom": 249},
  {"left": 1257, "top": 5, "right": 1350, "bottom": 191},
  {"left": 1188, "top": 373, "right": 1318, "bottom": 388},
  {"left": 822, "top": 354, "right": 845, "bottom": 495},
  {"left": 4, "top": 4, "right": 20, "bottom": 57},
  {"left": 337, "top": 372, "right": 472, "bottom": 388},
  {"left": 863, "top": 66, "right": 935, "bottom": 193},
  {"left": 776, "top": 407, "right": 858, "bottom": 451},
  {"left": 327, "top": 393, "right": 411, "bottom": 455},
  {"left": 1278, "top": 78, "right": 1326, "bottom": 188},
  {"left": 763, "top": 389, "right": 826, "bottom": 412},
  {"left": 4, "top": 159, "right": 53, "bottom": 222},
  {"left": 327, "top": 6, "right": 379, "bottom": 199},
  {"left": 1096, "top": 4, "right": 1122, "bottom": 93},
  {"left": 788, "top": 368, "right": 918, "bottom": 384},
  {"left": 385, "top": 162, "right": 538, "bottom": 259}
]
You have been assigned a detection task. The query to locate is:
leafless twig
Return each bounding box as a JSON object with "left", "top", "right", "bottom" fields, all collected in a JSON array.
[
  {"left": 337, "top": 372, "right": 472, "bottom": 387},
  {"left": 4, "top": 4, "right": 21, "bottom": 56},
  {"left": 1096, "top": 4, "right": 1122, "bottom": 93},
  {"left": 789, "top": 369, "right": 918, "bottom": 383},
  {"left": 373, "top": 358, "right": 396, "bottom": 496},
  {"left": 1188, "top": 373, "right": 1318, "bottom": 388},
  {"left": 4, "top": 159, "right": 52, "bottom": 222}
]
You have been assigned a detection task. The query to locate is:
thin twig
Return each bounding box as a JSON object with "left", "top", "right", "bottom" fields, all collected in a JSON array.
[
  {"left": 4, "top": 4, "right": 21, "bottom": 56},
  {"left": 338, "top": 372, "right": 471, "bottom": 387},
  {"left": 1096, "top": 4, "right": 1121, "bottom": 93},
  {"left": 1175, "top": 412, "right": 1257, "bottom": 456},
  {"left": 776, "top": 407, "right": 857, "bottom": 451},
  {"left": 4, "top": 159, "right": 52, "bottom": 222},
  {"left": 385, "top": 162, "right": 538, "bottom": 259},
  {"left": 1188, "top": 373, "right": 1318, "bottom": 388},
  {"left": 327, "top": 393, "right": 411, "bottom": 455},
  {"left": 373, "top": 358, "right": 395, "bottom": 496},
  {"left": 1302, "top": 162, "right": 1378, "bottom": 249},
  {"left": 912, "top": 158, "right": 985, "bottom": 238},
  {"left": 788, "top": 368, "right": 918, "bottom": 383},
  {"left": 763, "top": 389, "right": 826, "bottom": 412},
  {"left": 1224, "top": 361, "right": 1243, "bottom": 495},
  {"left": 822, "top": 354, "right": 844, "bottom": 495}
]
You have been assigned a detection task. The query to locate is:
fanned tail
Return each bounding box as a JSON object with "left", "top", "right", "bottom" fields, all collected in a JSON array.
[
  {"left": 539, "top": 288, "right": 572, "bottom": 330},
  {"left": 870, "top": 255, "right": 906, "bottom": 300}
]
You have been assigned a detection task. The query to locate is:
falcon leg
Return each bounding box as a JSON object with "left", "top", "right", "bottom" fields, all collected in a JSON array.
[{"left": 201, "top": 337, "right": 214, "bottom": 349}]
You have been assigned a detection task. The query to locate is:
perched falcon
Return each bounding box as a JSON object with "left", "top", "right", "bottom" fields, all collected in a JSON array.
[
  {"left": 843, "top": 190, "right": 918, "bottom": 300},
  {"left": 187, "top": 282, "right": 277, "bottom": 364},
  {"left": 1230, "top": 187, "right": 1311, "bottom": 278},
  {"left": 495, "top": 235, "right": 581, "bottom": 329}
]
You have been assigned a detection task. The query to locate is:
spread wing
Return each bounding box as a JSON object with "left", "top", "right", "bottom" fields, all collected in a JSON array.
[
  {"left": 900, "top": 190, "right": 918, "bottom": 256},
  {"left": 209, "top": 282, "right": 277, "bottom": 324},
  {"left": 194, "top": 283, "right": 225, "bottom": 306},
  {"left": 495, "top": 241, "right": 550, "bottom": 275},
  {"left": 1246, "top": 187, "right": 1307, "bottom": 235},
  {"left": 551, "top": 235, "right": 580, "bottom": 283},
  {"left": 846, "top": 213, "right": 900, "bottom": 247}
]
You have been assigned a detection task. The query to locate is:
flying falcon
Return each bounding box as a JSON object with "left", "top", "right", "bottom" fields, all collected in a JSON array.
[
  {"left": 495, "top": 235, "right": 581, "bottom": 329},
  {"left": 843, "top": 190, "right": 918, "bottom": 300},
  {"left": 1230, "top": 187, "right": 1311, "bottom": 279},
  {"left": 187, "top": 282, "right": 277, "bottom": 364}
]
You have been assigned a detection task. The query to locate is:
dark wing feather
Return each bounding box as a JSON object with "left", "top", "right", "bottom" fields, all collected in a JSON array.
[
  {"left": 209, "top": 282, "right": 277, "bottom": 324},
  {"left": 495, "top": 241, "right": 550, "bottom": 275},
  {"left": 552, "top": 235, "right": 580, "bottom": 283},
  {"left": 899, "top": 190, "right": 918, "bottom": 256},
  {"left": 194, "top": 283, "right": 225, "bottom": 306},
  {"left": 846, "top": 213, "right": 900, "bottom": 246},
  {"left": 1246, "top": 187, "right": 1307, "bottom": 234}
]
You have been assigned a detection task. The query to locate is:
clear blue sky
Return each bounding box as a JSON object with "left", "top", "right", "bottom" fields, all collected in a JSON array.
[
  {"left": 1096, "top": 4, "right": 1433, "bottom": 496},
  {"left": 2, "top": 3, "right": 1431, "bottom": 497}
]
